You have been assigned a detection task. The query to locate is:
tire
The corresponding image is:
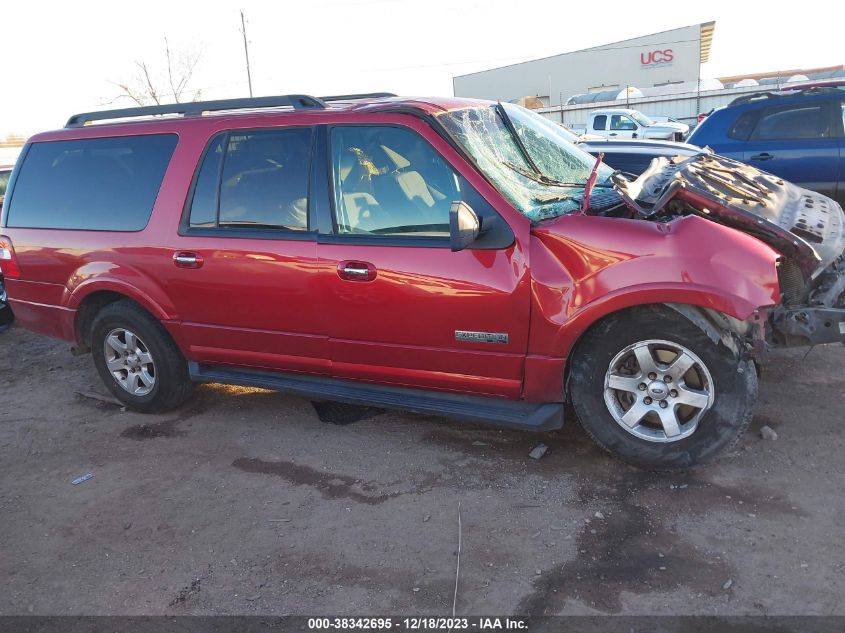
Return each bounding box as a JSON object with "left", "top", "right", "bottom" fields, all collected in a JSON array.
[
  {"left": 568, "top": 305, "right": 757, "bottom": 470},
  {"left": 90, "top": 300, "right": 193, "bottom": 413}
]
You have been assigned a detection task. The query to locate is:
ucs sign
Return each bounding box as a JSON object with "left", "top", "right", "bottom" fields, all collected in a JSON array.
[{"left": 641, "top": 49, "right": 674, "bottom": 66}]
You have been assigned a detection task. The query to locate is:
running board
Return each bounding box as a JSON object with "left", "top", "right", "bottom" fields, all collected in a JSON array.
[{"left": 189, "top": 363, "right": 564, "bottom": 432}]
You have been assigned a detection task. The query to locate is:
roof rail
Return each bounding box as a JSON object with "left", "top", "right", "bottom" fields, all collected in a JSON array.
[
  {"left": 320, "top": 92, "right": 397, "bottom": 102},
  {"left": 65, "top": 94, "right": 328, "bottom": 128},
  {"left": 729, "top": 85, "right": 844, "bottom": 107},
  {"left": 728, "top": 91, "right": 781, "bottom": 107}
]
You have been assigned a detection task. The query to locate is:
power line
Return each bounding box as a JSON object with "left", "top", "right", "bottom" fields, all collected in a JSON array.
[{"left": 240, "top": 10, "right": 253, "bottom": 98}]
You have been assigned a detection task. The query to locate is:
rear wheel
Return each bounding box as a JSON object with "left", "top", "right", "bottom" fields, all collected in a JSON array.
[
  {"left": 91, "top": 300, "right": 193, "bottom": 412},
  {"left": 569, "top": 305, "right": 756, "bottom": 469}
]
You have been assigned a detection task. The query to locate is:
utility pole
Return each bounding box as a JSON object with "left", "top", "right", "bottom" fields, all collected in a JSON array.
[{"left": 240, "top": 10, "right": 253, "bottom": 97}]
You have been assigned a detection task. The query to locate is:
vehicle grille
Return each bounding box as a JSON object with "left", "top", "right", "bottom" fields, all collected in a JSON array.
[{"left": 777, "top": 258, "right": 806, "bottom": 305}]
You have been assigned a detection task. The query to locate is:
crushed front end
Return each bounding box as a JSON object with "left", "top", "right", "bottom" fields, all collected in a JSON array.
[{"left": 613, "top": 154, "right": 845, "bottom": 349}]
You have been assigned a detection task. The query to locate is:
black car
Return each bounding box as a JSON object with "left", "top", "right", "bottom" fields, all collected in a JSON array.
[
  {"left": 555, "top": 124, "right": 707, "bottom": 176},
  {"left": 0, "top": 275, "right": 11, "bottom": 333},
  {"left": 576, "top": 137, "right": 708, "bottom": 177}
]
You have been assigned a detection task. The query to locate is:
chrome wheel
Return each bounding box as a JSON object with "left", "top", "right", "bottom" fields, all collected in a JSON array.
[
  {"left": 603, "top": 339, "right": 715, "bottom": 443},
  {"left": 103, "top": 328, "right": 156, "bottom": 396}
]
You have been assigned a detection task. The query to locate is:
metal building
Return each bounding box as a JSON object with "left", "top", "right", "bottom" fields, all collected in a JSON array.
[{"left": 453, "top": 22, "right": 715, "bottom": 107}]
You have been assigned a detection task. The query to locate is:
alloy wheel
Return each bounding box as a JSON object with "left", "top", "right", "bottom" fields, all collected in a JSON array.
[
  {"left": 603, "top": 339, "right": 715, "bottom": 443},
  {"left": 103, "top": 328, "right": 156, "bottom": 396}
]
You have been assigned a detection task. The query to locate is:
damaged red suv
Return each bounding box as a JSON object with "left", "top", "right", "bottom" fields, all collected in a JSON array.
[{"left": 2, "top": 94, "right": 843, "bottom": 468}]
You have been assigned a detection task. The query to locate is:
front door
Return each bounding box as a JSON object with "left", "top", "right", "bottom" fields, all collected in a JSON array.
[
  {"left": 609, "top": 114, "right": 638, "bottom": 139},
  {"left": 316, "top": 122, "right": 530, "bottom": 397}
]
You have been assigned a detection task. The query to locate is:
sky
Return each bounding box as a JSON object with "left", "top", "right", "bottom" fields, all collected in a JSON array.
[{"left": 1, "top": 0, "right": 843, "bottom": 140}]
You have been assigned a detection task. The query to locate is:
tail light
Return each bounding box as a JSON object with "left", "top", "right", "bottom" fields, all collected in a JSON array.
[{"left": 0, "top": 235, "right": 20, "bottom": 279}]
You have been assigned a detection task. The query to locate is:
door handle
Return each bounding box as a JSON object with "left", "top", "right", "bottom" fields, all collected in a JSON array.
[
  {"left": 338, "top": 260, "right": 377, "bottom": 281},
  {"left": 750, "top": 152, "right": 773, "bottom": 161},
  {"left": 173, "top": 251, "right": 204, "bottom": 269},
  {"left": 609, "top": 132, "right": 617, "bottom": 136}
]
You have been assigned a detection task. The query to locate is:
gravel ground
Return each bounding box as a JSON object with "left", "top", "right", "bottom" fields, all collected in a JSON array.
[{"left": 1, "top": 325, "right": 843, "bottom": 615}]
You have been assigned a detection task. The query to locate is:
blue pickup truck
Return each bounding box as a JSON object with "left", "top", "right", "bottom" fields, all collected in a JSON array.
[{"left": 688, "top": 87, "right": 845, "bottom": 205}]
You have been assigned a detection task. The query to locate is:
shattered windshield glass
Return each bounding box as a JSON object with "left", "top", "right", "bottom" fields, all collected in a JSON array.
[{"left": 437, "top": 103, "right": 615, "bottom": 221}]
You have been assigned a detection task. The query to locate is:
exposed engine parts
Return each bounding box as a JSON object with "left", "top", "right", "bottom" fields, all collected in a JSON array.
[
  {"left": 613, "top": 154, "right": 845, "bottom": 279},
  {"left": 612, "top": 154, "right": 845, "bottom": 350}
]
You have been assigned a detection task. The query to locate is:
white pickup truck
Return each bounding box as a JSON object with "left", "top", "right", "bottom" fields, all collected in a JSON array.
[{"left": 583, "top": 109, "right": 689, "bottom": 141}]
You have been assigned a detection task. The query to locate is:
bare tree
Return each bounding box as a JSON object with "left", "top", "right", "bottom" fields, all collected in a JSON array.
[{"left": 113, "top": 38, "right": 202, "bottom": 106}]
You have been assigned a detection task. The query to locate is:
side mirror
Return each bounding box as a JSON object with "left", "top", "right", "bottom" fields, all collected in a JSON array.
[{"left": 449, "top": 201, "right": 480, "bottom": 252}]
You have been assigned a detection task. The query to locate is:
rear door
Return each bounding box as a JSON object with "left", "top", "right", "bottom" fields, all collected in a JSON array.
[
  {"left": 160, "top": 126, "right": 328, "bottom": 374},
  {"left": 315, "top": 121, "right": 530, "bottom": 398},
  {"left": 742, "top": 100, "right": 839, "bottom": 199}
]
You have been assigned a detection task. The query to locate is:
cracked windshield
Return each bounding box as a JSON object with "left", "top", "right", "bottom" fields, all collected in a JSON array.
[{"left": 438, "top": 102, "right": 616, "bottom": 221}]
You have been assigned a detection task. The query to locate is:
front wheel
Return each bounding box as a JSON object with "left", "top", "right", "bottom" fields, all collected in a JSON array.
[{"left": 569, "top": 306, "right": 757, "bottom": 469}]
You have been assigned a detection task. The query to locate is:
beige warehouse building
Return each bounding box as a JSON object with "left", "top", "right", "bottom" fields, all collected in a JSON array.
[{"left": 453, "top": 22, "right": 715, "bottom": 106}]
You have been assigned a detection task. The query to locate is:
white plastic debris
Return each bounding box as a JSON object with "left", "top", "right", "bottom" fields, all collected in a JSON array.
[{"left": 529, "top": 444, "right": 548, "bottom": 460}]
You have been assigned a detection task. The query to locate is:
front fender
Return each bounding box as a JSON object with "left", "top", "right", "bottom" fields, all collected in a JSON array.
[{"left": 528, "top": 213, "right": 781, "bottom": 358}]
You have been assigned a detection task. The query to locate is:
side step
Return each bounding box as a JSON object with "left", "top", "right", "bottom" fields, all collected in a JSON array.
[{"left": 189, "top": 363, "right": 564, "bottom": 432}]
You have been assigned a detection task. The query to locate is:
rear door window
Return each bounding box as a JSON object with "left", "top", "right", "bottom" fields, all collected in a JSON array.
[
  {"left": 186, "top": 128, "right": 312, "bottom": 232},
  {"left": 6, "top": 134, "right": 177, "bottom": 230},
  {"left": 592, "top": 115, "right": 607, "bottom": 131},
  {"left": 752, "top": 103, "right": 831, "bottom": 140}
]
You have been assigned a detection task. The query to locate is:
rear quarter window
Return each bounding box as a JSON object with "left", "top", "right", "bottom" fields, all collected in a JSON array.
[{"left": 6, "top": 134, "right": 177, "bottom": 231}]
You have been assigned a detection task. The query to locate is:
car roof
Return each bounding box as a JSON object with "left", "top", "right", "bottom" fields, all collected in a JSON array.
[
  {"left": 592, "top": 108, "right": 637, "bottom": 115},
  {"left": 29, "top": 95, "right": 494, "bottom": 142},
  {"left": 725, "top": 87, "right": 842, "bottom": 111}
]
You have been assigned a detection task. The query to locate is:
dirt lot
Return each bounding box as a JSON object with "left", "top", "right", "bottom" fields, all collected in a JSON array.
[{"left": 1, "top": 325, "right": 844, "bottom": 616}]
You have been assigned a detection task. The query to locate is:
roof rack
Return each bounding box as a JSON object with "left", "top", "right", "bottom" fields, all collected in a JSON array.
[
  {"left": 320, "top": 92, "right": 396, "bottom": 102},
  {"left": 728, "top": 85, "right": 843, "bottom": 107},
  {"left": 728, "top": 91, "right": 781, "bottom": 106},
  {"left": 65, "top": 92, "right": 398, "bottom": 127}
]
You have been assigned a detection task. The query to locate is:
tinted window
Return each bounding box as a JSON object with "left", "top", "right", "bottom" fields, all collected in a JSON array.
[
  {"left": 754, "top": 104, "right": 830, "bottom": 140},
  {"left": 610, "top": 115, "right": 637, "bottom": 131},
  {"left": 727, "top": 110, "right": 759, "bottom": 140},
  {"left": 187, "top": 128, "right": 312, "bottom": 231},
  {"left": 188, "top": 135, "right": 225, "bottom": 228},
  {"left": 7, "top": 134, "right": 176, "bottom": 230},
  {"left": 330, "top": 126, "right": 462, "bottom": 237},
  {"left": 592, "top": 115, "right": 607, "bottom": 131},
  {"left": 0, "top": 169, "right": 10, "bottom": 197}
]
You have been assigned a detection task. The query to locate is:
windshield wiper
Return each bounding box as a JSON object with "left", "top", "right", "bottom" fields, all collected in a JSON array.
[{"left": 503, "top": 160, "right": 612, "bottom": 189}]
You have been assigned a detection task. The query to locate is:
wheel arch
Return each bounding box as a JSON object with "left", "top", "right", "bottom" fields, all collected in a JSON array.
[
  {"left": 560, "top": 299, "right": 764, "bottom": 400},
  {"left": 71, "top": 285, "right": 169, "bottom": 351}
]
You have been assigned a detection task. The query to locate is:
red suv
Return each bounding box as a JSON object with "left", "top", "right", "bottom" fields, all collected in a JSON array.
[{"left": 2, "top": 94, "right": 843, "bottom": 468}]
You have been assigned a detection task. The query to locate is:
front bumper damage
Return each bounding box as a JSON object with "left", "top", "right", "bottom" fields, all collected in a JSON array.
[
  {"left": 617, "top": 154, "right": 845, "bottom": 350},
  {"left": 771, "top": 255, "right": 845, "bottom": 347}
]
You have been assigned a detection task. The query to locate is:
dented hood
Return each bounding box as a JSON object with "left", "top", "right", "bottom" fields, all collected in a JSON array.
[{"left": 615, "top": 154, "right": 845, "bottom": 278}]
